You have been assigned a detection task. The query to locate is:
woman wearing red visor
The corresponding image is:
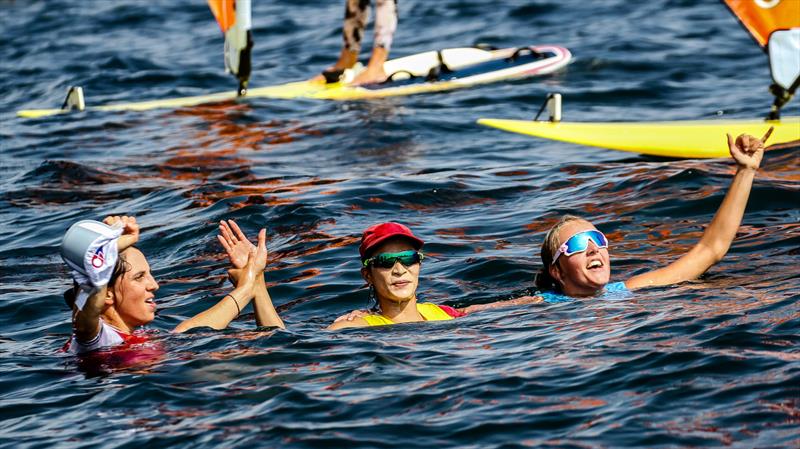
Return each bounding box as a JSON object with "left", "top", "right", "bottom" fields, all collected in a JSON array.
[
  {"left": 534, "top": 130, "right": 772, "bottom": 302},
  {"left": 328, "top": 222, "right": 466, "bottom": 329}
]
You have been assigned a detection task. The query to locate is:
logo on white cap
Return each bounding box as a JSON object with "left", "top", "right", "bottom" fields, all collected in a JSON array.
[{"left": 90, "top": 247, "right": 106, "bottom": 269}]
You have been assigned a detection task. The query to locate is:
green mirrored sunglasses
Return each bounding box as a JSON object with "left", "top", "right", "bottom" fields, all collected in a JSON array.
[{"left": 363, "top": 250, "right": 424, "bottom": 268}]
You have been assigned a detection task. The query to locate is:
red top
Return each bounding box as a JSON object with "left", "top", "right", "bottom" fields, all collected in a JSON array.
[{"left": 438, "top": 305, "right": 467, "bottom": 318}]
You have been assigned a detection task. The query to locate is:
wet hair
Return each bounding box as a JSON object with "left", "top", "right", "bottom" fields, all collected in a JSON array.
[
  {"left": 534, "top": 215, "right": 584, "bottom": 293},
  {"left": 366, "top": 284, "right": 380, "bottom": 312},
  {"left": 63, "top": 249, "right": 133, "bottom": 309}
]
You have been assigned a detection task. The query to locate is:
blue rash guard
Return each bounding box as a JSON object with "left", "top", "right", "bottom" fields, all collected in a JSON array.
[{"left": 538, "top": 281, "right": 630, "bottom": 303}]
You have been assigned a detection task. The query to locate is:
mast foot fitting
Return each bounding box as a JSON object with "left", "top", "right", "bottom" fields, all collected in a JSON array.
[
  {"left": 61, "top": 86, "right": 85, "bottom": 112},
  {"left": 533, "top": 93, "right": 562, "bottom": 122}
]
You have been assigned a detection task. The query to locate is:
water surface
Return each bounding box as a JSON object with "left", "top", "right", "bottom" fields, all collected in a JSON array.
[{"left": 1, "top": 1, "right": 799, "bottom": 448}]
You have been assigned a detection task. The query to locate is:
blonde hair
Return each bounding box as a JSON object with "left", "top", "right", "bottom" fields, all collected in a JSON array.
[{"left": 535, "top": 215, "right": 584, "bottom": 292}]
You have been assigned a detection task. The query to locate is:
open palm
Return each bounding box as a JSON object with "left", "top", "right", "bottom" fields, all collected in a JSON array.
[
  {"left": 235, "top": 229, "right": 268, "bottom": 288},
  {"left": 218, "top": 219, "right": 264, "bottom": 269}
]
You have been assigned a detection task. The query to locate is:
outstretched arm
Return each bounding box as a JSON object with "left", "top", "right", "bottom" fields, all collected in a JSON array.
[
  {"left": 458, "top": 296, "right": 544, "bottom": 315},
  {"left": 174, "top": 242, "right": 263, "bottom": 333},
  {"left": 327, "top": 315, "right": 370, "bottom": 330},
  {"left": 626, "top": 128, "right": 771, "bottom": 290},
  {"left": 218, "top": 220, "right": 285, "bottom": 329}
]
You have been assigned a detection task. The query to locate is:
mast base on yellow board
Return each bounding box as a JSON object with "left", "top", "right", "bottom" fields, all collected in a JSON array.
[
  {"left": 61, "top": 86, "right": 85, "bottom": 112},
  {"left": 532, "top": 92, "right": 562, "bottom": 122}
]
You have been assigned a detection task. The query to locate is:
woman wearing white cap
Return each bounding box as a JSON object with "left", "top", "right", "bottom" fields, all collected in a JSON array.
[{"left": 62, "top": 215, "right": 282, "bottom": 354}]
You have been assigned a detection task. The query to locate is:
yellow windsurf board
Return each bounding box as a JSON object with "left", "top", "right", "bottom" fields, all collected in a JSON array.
[
  {"left": 477, "top": 117, "right": 800, "bottom": 158},
  {"left": 18, "top": 45, "right": 571, "bottom": 119}
]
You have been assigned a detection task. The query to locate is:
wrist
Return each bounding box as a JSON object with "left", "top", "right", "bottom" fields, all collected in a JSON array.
[
  {"left": 118, "top": 235, "right": 138, "bottom": 250},
  {"left": 233, "top": 279, "right": 255, "bottom": 299},
  {"left": 737, "top": 166, "right": 758, "bottom": 174},
  {"left": 236, "top": 272, "right": 255, "bottom": 287}
]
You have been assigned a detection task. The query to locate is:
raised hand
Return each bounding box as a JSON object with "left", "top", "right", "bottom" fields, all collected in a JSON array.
[
  {"left": 253, "top": 228, "right": 267, "bottom": 273},
  {"left": 237, "top": 249, "right": 258, "bottom": 293},
  {"left": 220, "top": 220, "right": 268, "bottom": 287},
  {"left": 727, "top": 127, "right": 772, "bottom": 170},
  {"left": 103, "top": 215, "right": 139, "bottom": 251},
  {"left": 234, "top": 230, "right": 267, "bottom": 294},
  {"left": 218, "top": 219, "right": 258, "bottom": 269}
]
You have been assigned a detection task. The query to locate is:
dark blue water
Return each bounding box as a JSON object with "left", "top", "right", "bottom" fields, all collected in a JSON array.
[{"left": 2, "top": 1, "right": 799, "bottom": 448}]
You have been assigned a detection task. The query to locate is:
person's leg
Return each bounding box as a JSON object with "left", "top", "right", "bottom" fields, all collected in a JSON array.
[
  {"left": 314, "top": 0, "right": 368, "bottom": 82},
  {"left": 351, "top": 0, "right": 397, "bottom": 84},
  {"left": 372, "top": 0, "right": 397, "bottom": 51},
  {"left": 337, "top": 0, "right": 369, "bottom": 68}
]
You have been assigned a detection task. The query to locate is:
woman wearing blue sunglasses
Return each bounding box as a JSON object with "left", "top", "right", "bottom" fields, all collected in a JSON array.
[{"left": 535, "top": 129, "right": 773, "bottom": 300}]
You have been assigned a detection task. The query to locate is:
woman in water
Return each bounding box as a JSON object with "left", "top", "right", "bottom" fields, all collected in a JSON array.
[
  {"left": 63, "top": 215, "right": 282, "bottom": 354},
  {"left": 535, "top": 129, "right": 772, "bottom": 300},
  {"left": 328, "top": 222, "right": 466, "bottom": 329},
  {"left": 218, "top": 220, "right": 522, "bottom": 330}
]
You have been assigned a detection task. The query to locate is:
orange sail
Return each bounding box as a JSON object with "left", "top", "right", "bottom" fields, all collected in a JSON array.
[
  {"left": 723, "top": 0, "right": 800, "bottom": 118},
  {"left": 208, "top": 0, "right": 236, "bottom": 32},
  {"left": 208, "top": 0, "right": 253, "bottom": 95},
  {"left": 723, "top": 0, "right": 800, "bottom": 47}
]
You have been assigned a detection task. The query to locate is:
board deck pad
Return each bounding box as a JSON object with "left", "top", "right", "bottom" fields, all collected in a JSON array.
[
  {"left": 18, "top": 45, "right": 571, "bottom": 119},
  {"left": 477, "top": 117, "right": 800, "bottom": 158}
]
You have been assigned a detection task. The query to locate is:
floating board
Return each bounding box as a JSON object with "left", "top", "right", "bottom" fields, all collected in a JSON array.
[
  {"left": 17, "top": 45, "right": 571, "bottom": 119},
  {"left": 477, "top": 117, "right": 800, "bottom": 158}
]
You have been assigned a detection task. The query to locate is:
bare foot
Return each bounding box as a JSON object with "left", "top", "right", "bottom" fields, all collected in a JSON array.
[
  {"left": 349, "top": 47, "right": 389, "bottom": 85},
  {"left": 312, "top": 49, "right": 358, "bottom": 84},
  {"left": 350, "top": 65, "right": 387, "bottom": 85}
]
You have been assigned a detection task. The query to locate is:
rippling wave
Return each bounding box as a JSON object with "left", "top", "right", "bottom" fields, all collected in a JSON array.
[{"left": 1, "top": 0, "right": 798, "bottom": 448}]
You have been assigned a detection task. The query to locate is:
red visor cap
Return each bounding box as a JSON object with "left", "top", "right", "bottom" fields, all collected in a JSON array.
[{"left": 359, "top": 222, "right": 424, "bottom": 260}]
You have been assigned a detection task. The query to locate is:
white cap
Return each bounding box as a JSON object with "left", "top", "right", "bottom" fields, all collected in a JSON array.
[{"left": 60, "top": 220, "right": 123, "bottom": 310}]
